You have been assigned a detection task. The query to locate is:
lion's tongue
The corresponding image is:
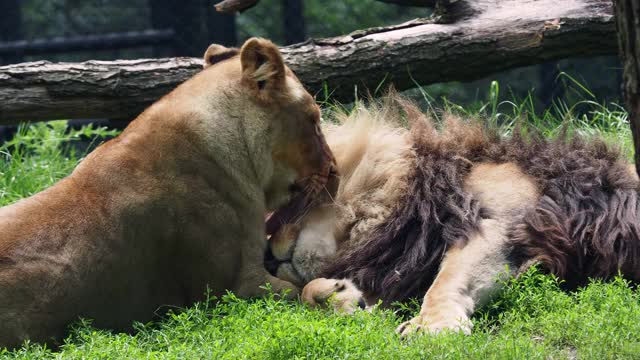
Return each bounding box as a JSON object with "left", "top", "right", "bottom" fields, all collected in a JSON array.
[{"left": 265, "top": 193, "right": 309, "bottom": 236}]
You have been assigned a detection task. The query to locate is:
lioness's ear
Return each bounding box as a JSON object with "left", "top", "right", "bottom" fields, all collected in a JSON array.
[
  {"left": 203, "top": 44, "right": 238, "bottom": 69},
  {"left": 240, "top": 37, "right": 285, "bottom": 91}
]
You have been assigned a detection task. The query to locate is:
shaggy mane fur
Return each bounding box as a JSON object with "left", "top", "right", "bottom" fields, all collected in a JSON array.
[
  {"left": 321, "top": 99, "right": 416, "bottom": 247},
  {"left": 322, "top": 101, "right": 487, "bottom": 303},
  {"left": 321, "top": 97, "right": 640, "bottom": 303}
]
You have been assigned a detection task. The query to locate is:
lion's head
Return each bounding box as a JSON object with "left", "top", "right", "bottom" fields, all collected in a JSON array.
[
  {"left": 191, "top": 38, "right": 336, "bottom": 211},
  {"left": 264, "top": 100, "right": 416, "bottom": 287}
]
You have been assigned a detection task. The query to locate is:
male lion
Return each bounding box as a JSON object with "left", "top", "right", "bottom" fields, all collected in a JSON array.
[
  {"left": 265, "top": 96, "right": 640, "bottom": 336},
  {"left": 0, "top": 38, "right": 336, "bottom": 348}
]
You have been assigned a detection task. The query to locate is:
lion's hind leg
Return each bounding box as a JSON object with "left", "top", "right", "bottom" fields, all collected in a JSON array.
[{"left": 396, "top": 218, "right": 513, "bottom": 337}]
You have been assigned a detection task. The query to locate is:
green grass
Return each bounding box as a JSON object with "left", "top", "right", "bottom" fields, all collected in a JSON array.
[
  {"left": 411, "top": 79, "right": 633, "bottom": 160},
  {"left": 4, "top": 270, "right": 640, "bottom": 359},
  {"left": 1, "top": 92, "right": 639, "bottom": 359},
  {"left": 0, "top": 121, "right": 118, "bottom": 206}
]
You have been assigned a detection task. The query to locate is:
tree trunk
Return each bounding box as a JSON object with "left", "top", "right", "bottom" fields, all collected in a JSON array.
[
  {"left": 614, "top": 0, "right": 640, "bottom": 175},
  {"left": 0, "top": 0, "right": 23, "bottom": 65},
  {"left": 215, "top": 0, "right": 260, "bottom": 13},
  {"left": 0, "top": 0, "right": 616, "bottom": 123},
  {"left": 282, "top": 0, "right": 306, "bottom": 45},
  {"left": 215, "top": 0, "right": 438, "bottom": 14},
  {"left": 376, "top": 0, "right": 436, "bottom": 6}
]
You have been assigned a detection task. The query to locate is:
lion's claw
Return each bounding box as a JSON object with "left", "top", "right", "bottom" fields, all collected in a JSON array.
[{"left": 396, "top": 315, "right": 472, "bottom": 338}]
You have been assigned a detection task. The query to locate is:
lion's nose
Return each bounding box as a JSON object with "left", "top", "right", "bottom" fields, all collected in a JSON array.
[{"left": 263, "top": 246, "right": 279, "bottom": 276}]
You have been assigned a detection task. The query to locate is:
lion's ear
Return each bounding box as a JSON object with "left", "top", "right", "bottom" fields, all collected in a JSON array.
[
  {"left": 203, "top": 44, "right": 238, "bottom": 69},
  {"left": 240, "top": 37, "right": 285, "bottom": 91}
]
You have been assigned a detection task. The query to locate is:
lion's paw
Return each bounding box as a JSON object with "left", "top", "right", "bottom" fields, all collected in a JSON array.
[
  {"left": 396, "top": 315, "right": 472, "bottom": 338},
  {"left": 301, "top": 278, "right": 367, "bottom": 314},
  {"left": 396, "top": 316, "right": 425, "bottom": 338}
]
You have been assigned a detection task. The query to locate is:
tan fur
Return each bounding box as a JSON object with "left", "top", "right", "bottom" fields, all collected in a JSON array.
[
  {"left": 464, "top": 163, "right": 540, "bottom": 217},
  {"left": 397, "top": 219, "right": 507, "bottom": 335},
  {"left": 397, "top": 163, "right": 539, "bottom": 336},
  {"left": 265, "top": 99, "right": 553, "bottom": 336},
  {"left": 267, "top": 101, "right": 416, "bottom": 285},
  {"left": 326, "top": 101, "right": 416, "bottom": 244},
  {"left": 0, "top": 38, "right": 336, "bottom": 349},
  {"left": 268, "top": 97, "right": 640, "bottom": 338},
  {"left": 301, "top": 278, "right": 366, "bottom": 314},
  {"left": 299, "top": 161, "right": 542, "bottom": 334},
  {"left": 629, "top": 164, "right": 639, "bottom": 182}
]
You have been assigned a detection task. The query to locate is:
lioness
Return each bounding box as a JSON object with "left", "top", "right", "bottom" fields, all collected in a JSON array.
[
  {"left": 265, "top": 96, "right": 640, "bottom": 336},
  {"left": 0, "top": 38, "right": 336, "bottom": 348}
]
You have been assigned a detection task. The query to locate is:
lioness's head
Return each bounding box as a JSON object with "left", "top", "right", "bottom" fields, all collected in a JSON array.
[{"left": 195, "top": 38, "right": 336, "bottom": 211}]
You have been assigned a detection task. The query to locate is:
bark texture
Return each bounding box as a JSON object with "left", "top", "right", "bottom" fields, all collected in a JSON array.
[
  {"left": 376, "top": 0, "right": 437, "bottom": 6},
  {"left": 286, "top": 0, "right": 614, "bottom": 101},
  {"left": 214, "top": 0, "right": 438, "bottom": 14},
  {"left": 0, "top": 58, "right": 202, "bottom": 123},
  {"left": 0, "top": 0, "right": 615, "bottom": 123},
  {"left": 614, "top": 0, "right": 640, "bottom": 176},
  {"left": 214, "top": 0, "right": 260, "bottom": 13}
]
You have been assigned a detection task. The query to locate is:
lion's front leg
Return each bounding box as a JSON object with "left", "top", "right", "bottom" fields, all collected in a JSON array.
[
  {"left": 301, "top": 278, "right": 368, "bottom": 314},
  {"left": 397, "top": 219, "right": 513, "bottom": 337}
]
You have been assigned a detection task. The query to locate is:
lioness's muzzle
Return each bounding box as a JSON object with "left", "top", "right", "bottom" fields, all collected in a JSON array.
[{"left": 265, "top": 166, "right": 339, "bottom": 236}]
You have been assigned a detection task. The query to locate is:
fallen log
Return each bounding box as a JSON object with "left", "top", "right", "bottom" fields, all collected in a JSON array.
[
  {"left": 214, "top": 0, "right": 260, "bottom": 13},
  {"left": 213, "top": 0, "right": 437, "bottom": 14},
  {"left": 0, "top": 0, "right": 615, "bottom": 123}
]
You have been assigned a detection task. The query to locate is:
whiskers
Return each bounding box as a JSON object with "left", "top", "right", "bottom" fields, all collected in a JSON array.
[{"left": 270, "top": 170, "right": 341, "bottom": 232}]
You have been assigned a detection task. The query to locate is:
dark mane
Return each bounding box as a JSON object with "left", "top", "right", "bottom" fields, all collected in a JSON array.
[
  {"left": 321, "top": 104, "right": 489, "bottom": 304},
  {"left": 322, "top": 99, "right": 640, "bottom": 303},
  {"left": 506, "top": 132, "right": 640, "bottom": 288}
]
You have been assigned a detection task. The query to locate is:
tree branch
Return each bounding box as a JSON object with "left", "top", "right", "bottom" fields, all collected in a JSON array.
[
  {"left": 214, "top": 0, "right": 438, "bottom": 14},
  {"left": 214, "top": 0, "right": 260, "bottom": 13},
  {"left": 0, "top": 0, "right": 615, "bottom": 123},
  {"left": 376, "top": 0, "right": 437, "bottom": 6}
]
